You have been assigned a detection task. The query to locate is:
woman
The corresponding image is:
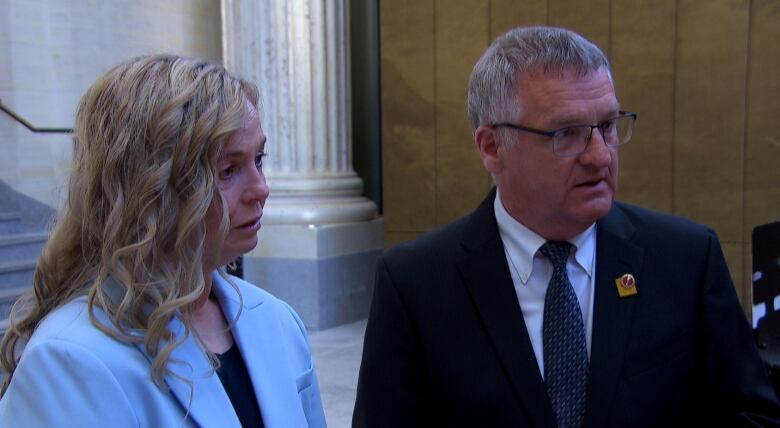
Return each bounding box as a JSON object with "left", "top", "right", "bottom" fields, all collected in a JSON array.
[{"left": 0, "top": 55, "right": 326, "bottom": 427}]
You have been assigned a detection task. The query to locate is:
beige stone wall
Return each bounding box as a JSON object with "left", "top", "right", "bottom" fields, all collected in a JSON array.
[
  {"left": 0, "top": 0, "right": 222, "bottom": 210},
  {"left": 380, "top": 0, "right": 780, "bottom": 311}
]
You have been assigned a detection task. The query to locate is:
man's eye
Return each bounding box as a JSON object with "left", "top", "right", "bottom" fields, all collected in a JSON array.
[{"left": 556, "top": 127, "right": 577, "bottom": 139}]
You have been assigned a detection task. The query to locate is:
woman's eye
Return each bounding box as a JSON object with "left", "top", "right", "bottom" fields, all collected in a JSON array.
[
  {"left": 220, "top": 165, "right": 235, "bottom": 179},
  {"left": 255, "top": 152, "right": 267, "bottom": 169}
]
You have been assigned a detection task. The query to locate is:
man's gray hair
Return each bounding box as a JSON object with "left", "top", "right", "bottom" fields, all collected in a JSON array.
[{"left": 467, "top": 26, "right": 611, "bottom": 136}]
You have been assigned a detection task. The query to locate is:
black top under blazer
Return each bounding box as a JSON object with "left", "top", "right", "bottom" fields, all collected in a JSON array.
[{"left": 353, "top": 189, "right": 780, "bottom": 427}]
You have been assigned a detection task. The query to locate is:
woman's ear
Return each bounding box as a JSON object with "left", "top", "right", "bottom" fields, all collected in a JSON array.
[{"left": 474, "top": 125, "right": 503, "bottom": 174}]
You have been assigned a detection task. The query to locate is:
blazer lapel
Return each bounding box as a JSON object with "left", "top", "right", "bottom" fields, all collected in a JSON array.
[
  {"left": 212, "top": 273, "right": 310, "bottom": 428},
  {"left": 457, "top": 190, "right": 556, "bottom": 427},
  {"left": 101, "top": 276, "right": 240, "bottom": 427},
  {"left": 584, "top": 204, "right": 643, "bottom": 428},
  {"left": 162, "top": 317, "right": 241, "bottom": 428}
]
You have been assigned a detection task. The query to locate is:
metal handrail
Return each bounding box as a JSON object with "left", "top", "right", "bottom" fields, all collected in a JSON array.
[{"left": 0, "top": 98, "right": 73, "bottom": 133}]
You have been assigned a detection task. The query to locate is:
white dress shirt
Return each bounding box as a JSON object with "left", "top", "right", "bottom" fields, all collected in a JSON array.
[{"left": 494, "top": 189, "right": 596, "bottom": 378}]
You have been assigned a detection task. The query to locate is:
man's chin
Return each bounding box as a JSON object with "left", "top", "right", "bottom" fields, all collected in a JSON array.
[{"left": 577, "top": 197, "right": 614, "bottom": 224}]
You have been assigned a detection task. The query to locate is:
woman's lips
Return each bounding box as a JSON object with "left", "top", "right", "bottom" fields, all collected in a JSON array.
[{"left": 236, "top": 216, "right": 262, "bottom": 231}]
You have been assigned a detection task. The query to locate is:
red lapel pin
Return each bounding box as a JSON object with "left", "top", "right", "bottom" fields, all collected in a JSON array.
[{"left": 615, "top": 273, "right": 637, "bottom": 297}]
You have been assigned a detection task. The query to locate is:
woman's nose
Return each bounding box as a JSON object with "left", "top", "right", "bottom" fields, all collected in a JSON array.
[{"left": 245, "top": 169, "right": 270, "bottom": 204}]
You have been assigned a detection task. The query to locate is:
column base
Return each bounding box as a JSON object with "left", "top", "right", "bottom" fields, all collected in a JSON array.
[
  {"left": 262, "top": 173, "right": 379, "bottom": 224},
  {"left": 243, "top": 218, "right": 383, "bottom": 330}
]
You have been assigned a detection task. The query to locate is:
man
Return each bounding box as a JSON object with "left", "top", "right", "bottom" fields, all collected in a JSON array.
[{"left": 353, "top": 26, "right": 780, "bottom": 427}]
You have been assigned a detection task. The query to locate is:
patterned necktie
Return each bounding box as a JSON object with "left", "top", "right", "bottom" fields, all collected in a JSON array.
[{"left": 540, "top": 241, "right": 588, "bottom": 428}]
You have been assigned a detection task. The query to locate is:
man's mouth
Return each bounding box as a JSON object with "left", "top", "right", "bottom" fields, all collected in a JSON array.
[{"left": 576, "top": 179, "right": 604, "bottom": 187}]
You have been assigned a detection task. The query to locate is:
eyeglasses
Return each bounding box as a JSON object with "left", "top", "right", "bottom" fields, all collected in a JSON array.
[{"left": 490, "top": 111, "right": 637, "bottom": 157}]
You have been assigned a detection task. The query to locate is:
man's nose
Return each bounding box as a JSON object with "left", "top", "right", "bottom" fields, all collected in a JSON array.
[{"left": 579, "top": 126, "right": 613, "bottom": 166}]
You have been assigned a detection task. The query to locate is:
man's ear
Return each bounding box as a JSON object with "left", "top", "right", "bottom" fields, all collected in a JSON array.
[{"left": 475, "top": 125, "right": 503, "bottom": 174}]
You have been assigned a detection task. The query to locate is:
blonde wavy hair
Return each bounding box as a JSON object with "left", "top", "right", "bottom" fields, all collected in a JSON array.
[{"left": 0, "top": 54, "right": 259, "bottom": 395}]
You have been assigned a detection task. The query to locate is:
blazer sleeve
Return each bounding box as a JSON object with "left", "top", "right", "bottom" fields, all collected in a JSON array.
[
  {"left": 353, "top": 255, "right": 432, "bottom": 427},
  {"left": 0, "top": 339, "right": 139, "bottom": 428},
  {"left": 701, "top": 230, "right": 780, "bottom": 425}
]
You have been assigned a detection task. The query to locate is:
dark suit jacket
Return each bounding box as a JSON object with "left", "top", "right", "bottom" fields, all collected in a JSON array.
[{"left": 353, "top": 190, "right": 780, "bottom": 427}]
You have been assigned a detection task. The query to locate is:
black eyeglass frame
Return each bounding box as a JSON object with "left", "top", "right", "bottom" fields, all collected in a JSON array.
[{"left": 490, "top": 110, "right": 638, "bottom": 156}]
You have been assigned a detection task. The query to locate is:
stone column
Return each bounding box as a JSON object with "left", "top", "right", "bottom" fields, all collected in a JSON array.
[{"left": 222, "top": 0, "right": 383, "bottom": 330}]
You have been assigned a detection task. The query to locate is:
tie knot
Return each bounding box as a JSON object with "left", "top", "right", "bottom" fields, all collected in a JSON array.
[{"left": 540, "top": 240, "right": 572, "bottom": 271}]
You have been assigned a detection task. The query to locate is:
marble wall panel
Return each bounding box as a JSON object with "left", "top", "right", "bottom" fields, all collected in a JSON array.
[
  {"left": 547, "top": 0, "right": 610, "bottom": 52},
  {"left": 381, "top": 0, "right": 437, "bottom": 234},
  {"left": 609, "top": 0, "right": 676, "bottom": 213},
  {"left": 489, "top": 0, "right": 547, "bottom": 40},
  {"left": 0, "top": 121, "right": 19, "bottom": 191},
  {"left": 384, "top": 231, "right": 424, "bottom": 250},
  {"left": 434, "top": 0, "right": 492, "bottom": 226},
  {"left": 673, "top": 0, "right": 749, "bottom": 244},
  {"left": 745, "top": 0, "right": 780, "bottom": 239}
]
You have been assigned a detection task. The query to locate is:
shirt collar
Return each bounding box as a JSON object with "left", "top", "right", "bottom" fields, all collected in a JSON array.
[
  {"left": 570, "top": 222, "right": 595, "bottom": 277},
  {"left": 494, "top": 188, "right": 596, "bottom": 284}
]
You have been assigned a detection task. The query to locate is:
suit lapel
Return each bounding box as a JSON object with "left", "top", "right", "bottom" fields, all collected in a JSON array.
[
  {"left": 584, "top": 204, "right": 643, "bottom": 428},
  {"left": 212, "top": 273, "right": 310, "bottom": 428},
  {"left": 457, "top": 190, "right": 556, "bottom": 427}
]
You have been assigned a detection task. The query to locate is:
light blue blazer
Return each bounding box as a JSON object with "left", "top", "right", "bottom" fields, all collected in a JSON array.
[{"left": 0, "top": 272, "right": 327, "bottom": 427}]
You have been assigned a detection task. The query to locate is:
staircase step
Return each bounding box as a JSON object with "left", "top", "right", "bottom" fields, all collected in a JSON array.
[
  {"left": 0, "top": 211, "right": 22, "bottom": 234},
  {"left": 0, "top": 259, "right": 36, "bottom": 290},
  {"left": 0, "top": 232, "right": 48, "bottom": 261}
]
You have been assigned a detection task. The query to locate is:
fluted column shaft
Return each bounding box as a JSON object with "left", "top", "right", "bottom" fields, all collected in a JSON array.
[{"left": 222, "top": 0, "right": 377, "bottom": 224}]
